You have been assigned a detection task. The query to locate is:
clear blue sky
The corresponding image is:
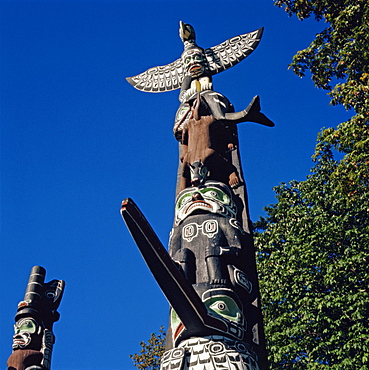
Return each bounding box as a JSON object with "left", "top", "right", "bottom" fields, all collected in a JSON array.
[{"left": 1, "top": 1, "right": 352, "bottom": 369}]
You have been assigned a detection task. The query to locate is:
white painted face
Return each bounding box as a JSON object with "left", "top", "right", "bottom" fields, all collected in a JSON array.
[
  {"left": 174, "top": 181, "right": 237, "bottom": 225},
  {"left": 12, "top": 317, "right": 40, "bottom": 349},
  {"left": 182, "top": 48, "right": 208, "bottom": 78}
]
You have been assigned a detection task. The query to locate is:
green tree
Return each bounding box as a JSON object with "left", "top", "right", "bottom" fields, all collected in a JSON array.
[
  {"left": 130, "top": 326, "right": 166, "bottom": 370},
  {"left": 254, "top": 1, "right": 369, "bottom": 368}
]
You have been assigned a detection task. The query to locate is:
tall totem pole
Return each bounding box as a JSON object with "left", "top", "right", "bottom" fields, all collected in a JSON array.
[{"left": 122, "top": 22, "right": 273, "bottom": 370}]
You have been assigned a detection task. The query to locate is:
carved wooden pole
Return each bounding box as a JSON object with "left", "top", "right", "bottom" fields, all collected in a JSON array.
[
  {"left": 123, "top": 21, "right": 274, "bottom": 370},
  {"left": 6, "top": 266, "right": 64, "bottom": 370}
]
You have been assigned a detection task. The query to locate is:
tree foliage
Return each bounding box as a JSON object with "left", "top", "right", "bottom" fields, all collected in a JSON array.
[
  {"left": 255, "top": 151, "right": 369, "bottom": 368},
  {"left": 130, "top": 326, "right": 166, "bottom": 370},
  {"left": 254, "top": 1, "right": 369, "bottom": 368},
  {"left": 275, "top": 0, "right": 369, "bottom": 113}
]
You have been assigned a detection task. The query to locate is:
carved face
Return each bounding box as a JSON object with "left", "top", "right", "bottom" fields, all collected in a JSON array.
[
  {"left": 189, "top": 161, "right": 208, "bottom": 186},
  {"left": 12, "top": 318, "right": 41, "bottom": 350},
  {"left": 175, "top": 181, "right": 237, "bottom": 225},
  {"left": 182, "top": 48, "right": 208, "bottom": 78}
]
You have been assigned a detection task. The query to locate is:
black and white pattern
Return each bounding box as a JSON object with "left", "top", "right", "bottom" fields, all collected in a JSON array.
[
  {"left": 161, "top": 336, "right": 260, "bottom": 370},
  {"left": 126, "top": 27, "right": 263, "bottom": 93},
  {"left": 205, "top": 28, "right": 263, "bottom": 75},
  {"left": 126, "top": 58, "right": 184, "bottom": 92}
]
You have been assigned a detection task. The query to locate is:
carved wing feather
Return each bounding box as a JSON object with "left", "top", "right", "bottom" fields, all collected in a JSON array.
[
  {"left": 205, "top": 27, "right": 264, "bottom": 75},
  {"left": 126, "top": 58, "right": 184, "bottom": 93},
  {"left": 126, "top": 27, "right": 264, "bottom": 92}
]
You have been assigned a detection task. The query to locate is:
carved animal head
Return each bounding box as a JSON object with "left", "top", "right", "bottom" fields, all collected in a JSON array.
[
  {"left": 179, "top": 21, "right": 196, "bottom": 43},
  {"left": 189, "top": 161, "right": 208, "bottom": 186}
]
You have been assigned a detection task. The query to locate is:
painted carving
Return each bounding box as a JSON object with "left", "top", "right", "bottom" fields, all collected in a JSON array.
[
  {"left": 170, "top": 181, "right": 243, "bottom": 285},
  {"left": 126, "top": 21, "right": 263, "bottom": 97},
  {"left": 7, "top": 266, "right": 64, "bottom": 370},
  {"left": 161, "top": 336, "right": 260, "bottom": 370},
  {"left": 12, "top": 318, "right": 40, "bottom": 349},
  {"left": 177, "top": 95, "right": 238, "bottom": 190},
  {"left": 168, "top": 181, "right": 253, "bottom": 346},
  {"left": 175, "top": 91, "right": 273, "bottom": 192},
  {"left": 127, "top": 22, "right": 273, "bottom": 191},
  {"left": 174, "top": 181, "right": 238, "bottom": 226},
  {"left": 123, "top": 21, "right": 272, "bottom": 370}
]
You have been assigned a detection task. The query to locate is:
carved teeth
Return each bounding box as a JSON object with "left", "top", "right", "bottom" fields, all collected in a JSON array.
[{"left": 185, "top": 201, "right": 212, "bottom": 214}]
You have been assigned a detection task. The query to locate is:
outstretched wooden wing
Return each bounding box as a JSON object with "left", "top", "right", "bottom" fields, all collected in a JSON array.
[
  {"left": 126, "top": 27, "right": 264, "bottom": 93},
  {"left": 205, "top": 27, "right": 264, "bottom": 75},
  {"left": 126, "top": 57, "right": 184, "bottom": 93}
]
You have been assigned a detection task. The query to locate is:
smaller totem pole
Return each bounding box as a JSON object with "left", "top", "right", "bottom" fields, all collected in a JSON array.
[{"left": 6, "top": 266, "right": 65, "bottom": 370}]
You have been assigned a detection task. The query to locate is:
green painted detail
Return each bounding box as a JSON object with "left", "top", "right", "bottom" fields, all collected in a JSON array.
[
  {"left": 170, "top": 309, "right": 181, "bottom": 330},
  {"left": 204, "top": 296, "right": 242, "bottom": 323},
  {"left": 200, "top": 187, "right": 230, "bottom": 205},
  {"left": 15, "top": 319, "right": 37, "bottom": 335}
]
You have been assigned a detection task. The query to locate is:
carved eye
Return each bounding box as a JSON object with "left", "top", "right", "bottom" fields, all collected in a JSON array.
[
  {"left": 202, "top": 188, "right": 223, "bottom": 201},
  {"left": 178, "top": 194, "right": 192, "bottom": 209},
  {"left": 205, "top": 297, "right": 242, "bottom": 323},
  {"left": 200, "top": 166, "right": 208, "bottom": 176},
  {"left": 46, "top": 291, "right": 55, "bottom": 298},
  {"left": 210, "top": 301, "right": 228, "bottom": 312},
  {"left": 182, "top": 196, "right": 192, "bottom": 204},
  {"left": 207, "top": 188, "right": 231, "bottom": 205},
  {"left": 15, "top": 319, "right": 37, "bottom": 334},
  {"left": 177, "top": 107, "right": 188, "bottom": 119},
  {"left": 194, "top": 54, "right": 204, "bottom": 63}
]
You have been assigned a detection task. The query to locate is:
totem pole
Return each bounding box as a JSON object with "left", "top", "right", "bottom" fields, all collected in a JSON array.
[
  {"left": 6, "top": 266, "right": 64, "bottom": 370},
  {"left": 122, "top": 22, "right": 274, "bottom": 370}
]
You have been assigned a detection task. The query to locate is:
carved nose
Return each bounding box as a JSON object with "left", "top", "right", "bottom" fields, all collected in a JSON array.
[
  {"left": 191, "top": 178, "right": 200, "bottom": 186},
  {"left": 192, "top": 192, "right": 203, "bottom": 201}
]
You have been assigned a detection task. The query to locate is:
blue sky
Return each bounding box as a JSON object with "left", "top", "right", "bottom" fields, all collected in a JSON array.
[{"left": 1, "top": 1, "right": 352, "bottom": 369}]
